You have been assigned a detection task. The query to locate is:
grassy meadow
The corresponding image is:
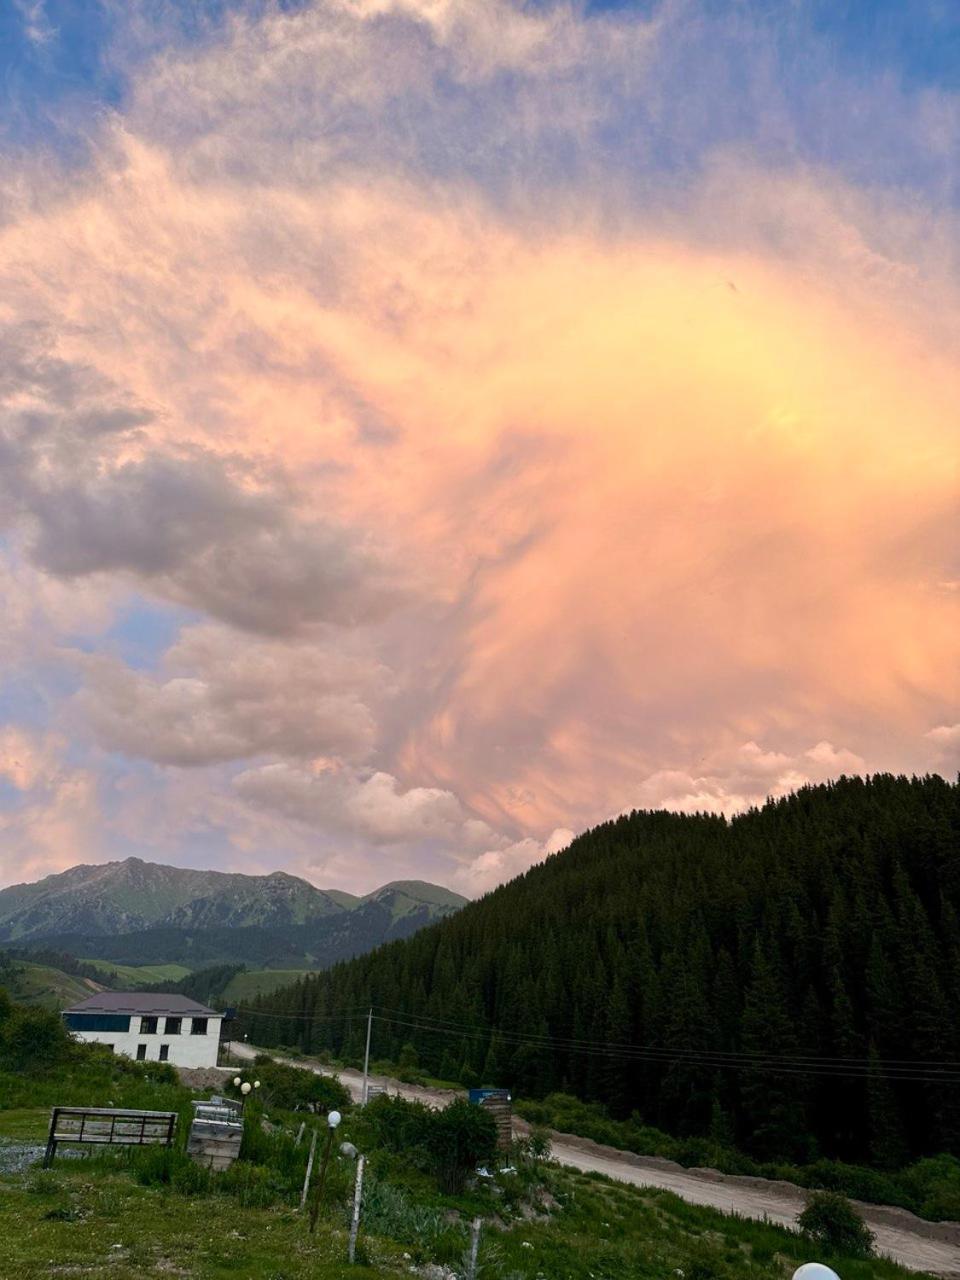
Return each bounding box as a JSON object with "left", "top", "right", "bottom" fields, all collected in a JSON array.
[
  {"left": 0, "top": 995, "right": 942, "bottom": 1280},
  {"left": 81, "top": 960, "right": 194, "bottom": 986}
]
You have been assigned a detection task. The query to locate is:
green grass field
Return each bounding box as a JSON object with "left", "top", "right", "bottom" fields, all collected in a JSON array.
[
  {"left": 0, "top": 961, "right": 100, "bottom": 1009},
  {"left": 0, "top": 1004, "right": 937, "bottom": 1280},
  {"left": 222, "top": 969, "right": 313, "bottom": 1003},
  {"left": 0, "top": 1113, "right": 934, "bottom": 1280},
  {"left": 81, "top": 960, "right": 193, "bottom": 986}
]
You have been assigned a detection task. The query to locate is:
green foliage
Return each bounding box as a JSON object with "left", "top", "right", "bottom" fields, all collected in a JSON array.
[
  {"left": 900, "top": 1154, "right": 960, "bottom": 1221},
  {"left": 424, "top": 1097, "right": 498, "bottom": 1194},
  {"left": 355, "top": 1093, "right": 433, "bottom": 1155},
  {"left": 250, "top": 1054, "right": 350, "bottom": 1113},
  {"left": 355, "top": 1093, "right": 497, "bottom": 1194},
  {"left": 523, "top": 1126, "right": 552, "bottom": 1163},
  {"left": 0, "top": 1003, "right": 72, "bottom": 1070},
  {"left": 358, "top": 1175, "right": 468, "bottom": 1264},
  {"left": 798, "top": 1189, "right": 875, "bottom": 1258}
]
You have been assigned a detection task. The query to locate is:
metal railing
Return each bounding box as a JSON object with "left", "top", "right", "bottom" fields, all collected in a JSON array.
[{"left": 43, "top": 1107, "right": 178, "bottom": 1167}]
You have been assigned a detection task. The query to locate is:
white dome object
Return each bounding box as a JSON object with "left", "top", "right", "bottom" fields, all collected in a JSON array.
[
  {"left": 339, "top": 1141, "right": 358, "bottom": 1159},
  {"left": 233, "top": 1076, "right": 242, "bottom": 1087},
  {"left": 327, "top": 1109, "right": 342, "bottom": 1128},
  {"left": 254, "top": 1080, "right": 260, "bottom": 1088},
  {"left": 793, "top": 1265, "right": 841, "bottom": 1280},
  {"left": 240, "top": 1082, "right": 252, "bottom": 1095}
]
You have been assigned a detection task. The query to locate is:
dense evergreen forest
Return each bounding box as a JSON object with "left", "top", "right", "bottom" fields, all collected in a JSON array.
[{"left": 243, "top": 775, "right": 960, "bottom": 1167}]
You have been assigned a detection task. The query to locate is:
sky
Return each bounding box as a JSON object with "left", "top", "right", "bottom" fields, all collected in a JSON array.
[{"left": 0, "top": 0, "right": 957, "bottom": 896}]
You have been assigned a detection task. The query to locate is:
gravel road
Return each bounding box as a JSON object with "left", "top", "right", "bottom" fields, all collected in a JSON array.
[{"left": 230, "top": 1042, "right": 960, "bottom": 1277}]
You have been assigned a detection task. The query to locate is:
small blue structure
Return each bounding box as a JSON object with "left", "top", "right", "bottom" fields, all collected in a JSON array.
[{"left": 469, "top": 1087, "right": 511, "bottom": 1104}]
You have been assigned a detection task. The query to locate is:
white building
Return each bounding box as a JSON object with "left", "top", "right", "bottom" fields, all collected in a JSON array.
[{"left": 63, "top": 992, "right": 223, "bottom": 1069}]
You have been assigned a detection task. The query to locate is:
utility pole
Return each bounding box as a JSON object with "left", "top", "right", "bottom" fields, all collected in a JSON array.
[{"left": 361, "top": 1007, "right": 373, "bottom": 1104}]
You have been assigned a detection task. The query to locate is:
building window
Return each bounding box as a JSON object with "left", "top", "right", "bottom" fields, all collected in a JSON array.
[
  {"left": 159, "top": 1045, "right": 170, "bottom": 1062},
  {"left": 165, "top": 1017, "right": 182, "bottom": 1035},
  {"left": 191, "top": 1018, "right": 208, "bottom": 1036},
  {"left": 136, "top": 1044, "right": 147, "bottom": 1061},
  {"left": 141, "top": 1016, "right": 159, "bottom": 1035},
  {"left": 64, "top": 1013, "right": 131, "bottom": 1033}
]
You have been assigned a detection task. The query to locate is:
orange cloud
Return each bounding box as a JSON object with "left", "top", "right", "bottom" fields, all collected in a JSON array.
[{"left": 0, "top": 0, "right": 957, "bottom": 885}]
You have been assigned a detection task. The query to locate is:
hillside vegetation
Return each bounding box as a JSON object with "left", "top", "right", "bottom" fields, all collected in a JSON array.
[
  {"left": 244, "top": 775, "right": 960, "bottom": 1175},
  {"left": 0, "top": 952, "right": 108, "bottom": 1008},
  {"left": 0, "top": 989, "right": 928, "bottom": 1280}
]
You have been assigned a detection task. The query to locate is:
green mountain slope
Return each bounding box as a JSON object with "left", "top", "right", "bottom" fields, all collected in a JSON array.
[
  {"left": 243, "top": 774, "right": 960, "bottom": 1169},
  {"left": 0, "top": 858, "right": 348, "bottom": 941},
  {"left": 0, "top": 956, "right": 104, "bottom": 1009},
  {"left": 0, "top": 858, "right": 467, "bottom": 972}
]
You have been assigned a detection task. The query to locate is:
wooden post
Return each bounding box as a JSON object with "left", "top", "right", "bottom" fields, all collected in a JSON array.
[
  {"left": 466, "top": 1216, "right": 481, "bottom": 1280},
  {"left": 295, "top": 1121, "right": 305, "bottom": 1146},
  {"left": 347, "top": 1155, "right": 365, "bottom": 1265},
  {"left": 299, "top": 1129, "right": 317, "bottom": 1210},
  {"left": 42, "top": 1108, "right": 58, "bottom": 1169},
  {"left": 308, "top": 1125, "right": 335, "bottom": 1233}
]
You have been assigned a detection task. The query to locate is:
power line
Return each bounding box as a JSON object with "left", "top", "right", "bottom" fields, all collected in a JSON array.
[
  {"left": 371, "top": 1004, "right": 960, "bottom": 1071},
  {"left": 234, "top": 1003, "right": 960, "bottom": 1085},
  {"left": 369, "top": 1012, "right": 960, "bottom": 1084}
]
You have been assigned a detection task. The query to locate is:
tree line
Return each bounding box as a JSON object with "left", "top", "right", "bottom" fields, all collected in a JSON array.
[{"left": 243, "top": 774, "right": 960, "bottom": 1167}]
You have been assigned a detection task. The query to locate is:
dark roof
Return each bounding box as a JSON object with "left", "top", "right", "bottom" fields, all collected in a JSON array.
[{"left": 63, "top": 992, "right": 219, "bottom": 1017}]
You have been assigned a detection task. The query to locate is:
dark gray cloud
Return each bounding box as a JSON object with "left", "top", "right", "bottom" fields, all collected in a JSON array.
[{"left": 0, "top": 323, "right": 404, "bottom": 635}]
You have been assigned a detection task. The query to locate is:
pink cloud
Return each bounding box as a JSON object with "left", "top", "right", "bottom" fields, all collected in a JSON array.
[{"left": 0, "top": 0, "right": 957, "bottom": 889}]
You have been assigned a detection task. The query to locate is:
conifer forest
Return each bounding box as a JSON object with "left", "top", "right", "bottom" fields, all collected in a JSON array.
[{"left": 245, "top": 775, "right": 960, "bottom": 1167}]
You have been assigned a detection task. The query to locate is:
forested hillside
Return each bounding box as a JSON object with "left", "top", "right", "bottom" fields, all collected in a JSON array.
[{"left": 244, "top": 775, "right": 960, "bottom": 1168}]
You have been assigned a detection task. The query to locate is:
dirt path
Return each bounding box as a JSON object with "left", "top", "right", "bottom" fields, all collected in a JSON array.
[{"left": 230, "top": 1043, "right": 960, "bottom": 1277}]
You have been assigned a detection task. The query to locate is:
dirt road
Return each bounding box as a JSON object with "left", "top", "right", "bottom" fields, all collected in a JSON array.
[{"left": 230, "top": 1043, "right": 960, "bottom": 1277}]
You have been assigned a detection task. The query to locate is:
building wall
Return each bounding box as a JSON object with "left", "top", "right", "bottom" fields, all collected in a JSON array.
[{"left": 68, "top": 1014, "right": 223, "bottom": 1068}]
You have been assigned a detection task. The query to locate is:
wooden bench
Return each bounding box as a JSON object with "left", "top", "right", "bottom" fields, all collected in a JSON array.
[{"left": 43, "top": 1107, "right": 178, "bottom": 1167}]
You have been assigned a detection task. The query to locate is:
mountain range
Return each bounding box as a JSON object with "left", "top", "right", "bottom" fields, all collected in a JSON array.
[{"left": 0, "top": 858, "right": 466, "bottom": 969}]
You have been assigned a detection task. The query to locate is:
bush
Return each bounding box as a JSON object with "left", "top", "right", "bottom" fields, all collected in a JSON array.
[
  {"left": 424, "top": 1098, "right": 498, "bottom": 1194},
  {"left": 797, "top": 1190, "right": 875, "bottom": 1258},
  {"left": 358, "top": 1094, "right": 433, "bottom": 1155},
  {"left": 0, "top": 1005, "right": 72, "bottom": 1070},
  {"left": 250, "top": 1055, "right": 350, "bottom": 1113},
  {"left": 901, "top": 1154, "right": 960, "bottom": 1221}
]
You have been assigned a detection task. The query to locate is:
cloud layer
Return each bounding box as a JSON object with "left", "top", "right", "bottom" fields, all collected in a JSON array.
[{"left": 0, "top": 0, "right": 956, "bottom": 892}]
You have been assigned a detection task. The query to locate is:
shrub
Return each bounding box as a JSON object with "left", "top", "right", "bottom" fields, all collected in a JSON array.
[
  {"left": 424, "top": 1098, "right": 498, "bottom": 1194},
  {"left": 514, "top": 1126, "right": 551, "bottom": 1165},
  {"left": 0, "top": 1004, "right": 72, "bottom": 1070},
  {"left": 359, "top": 1093, "right": 433, "bottom": 1155},
  {"left": 797, "top": 1189, "right": 875, "bottom": 1258},
  {"left": 250, "top": 1055, "right": 350, "bottom": 1113},
  {"left": 901, "top": 1154, "right": 960, "bottom": 1221}
]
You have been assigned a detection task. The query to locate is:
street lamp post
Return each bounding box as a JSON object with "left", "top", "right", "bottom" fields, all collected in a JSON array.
[
  {"left": 235, "top": 1078, "right": 260, "bottom": 1111},
  {"left": 308, "top": 1109, "right": 342, "bottom": 1233}
]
